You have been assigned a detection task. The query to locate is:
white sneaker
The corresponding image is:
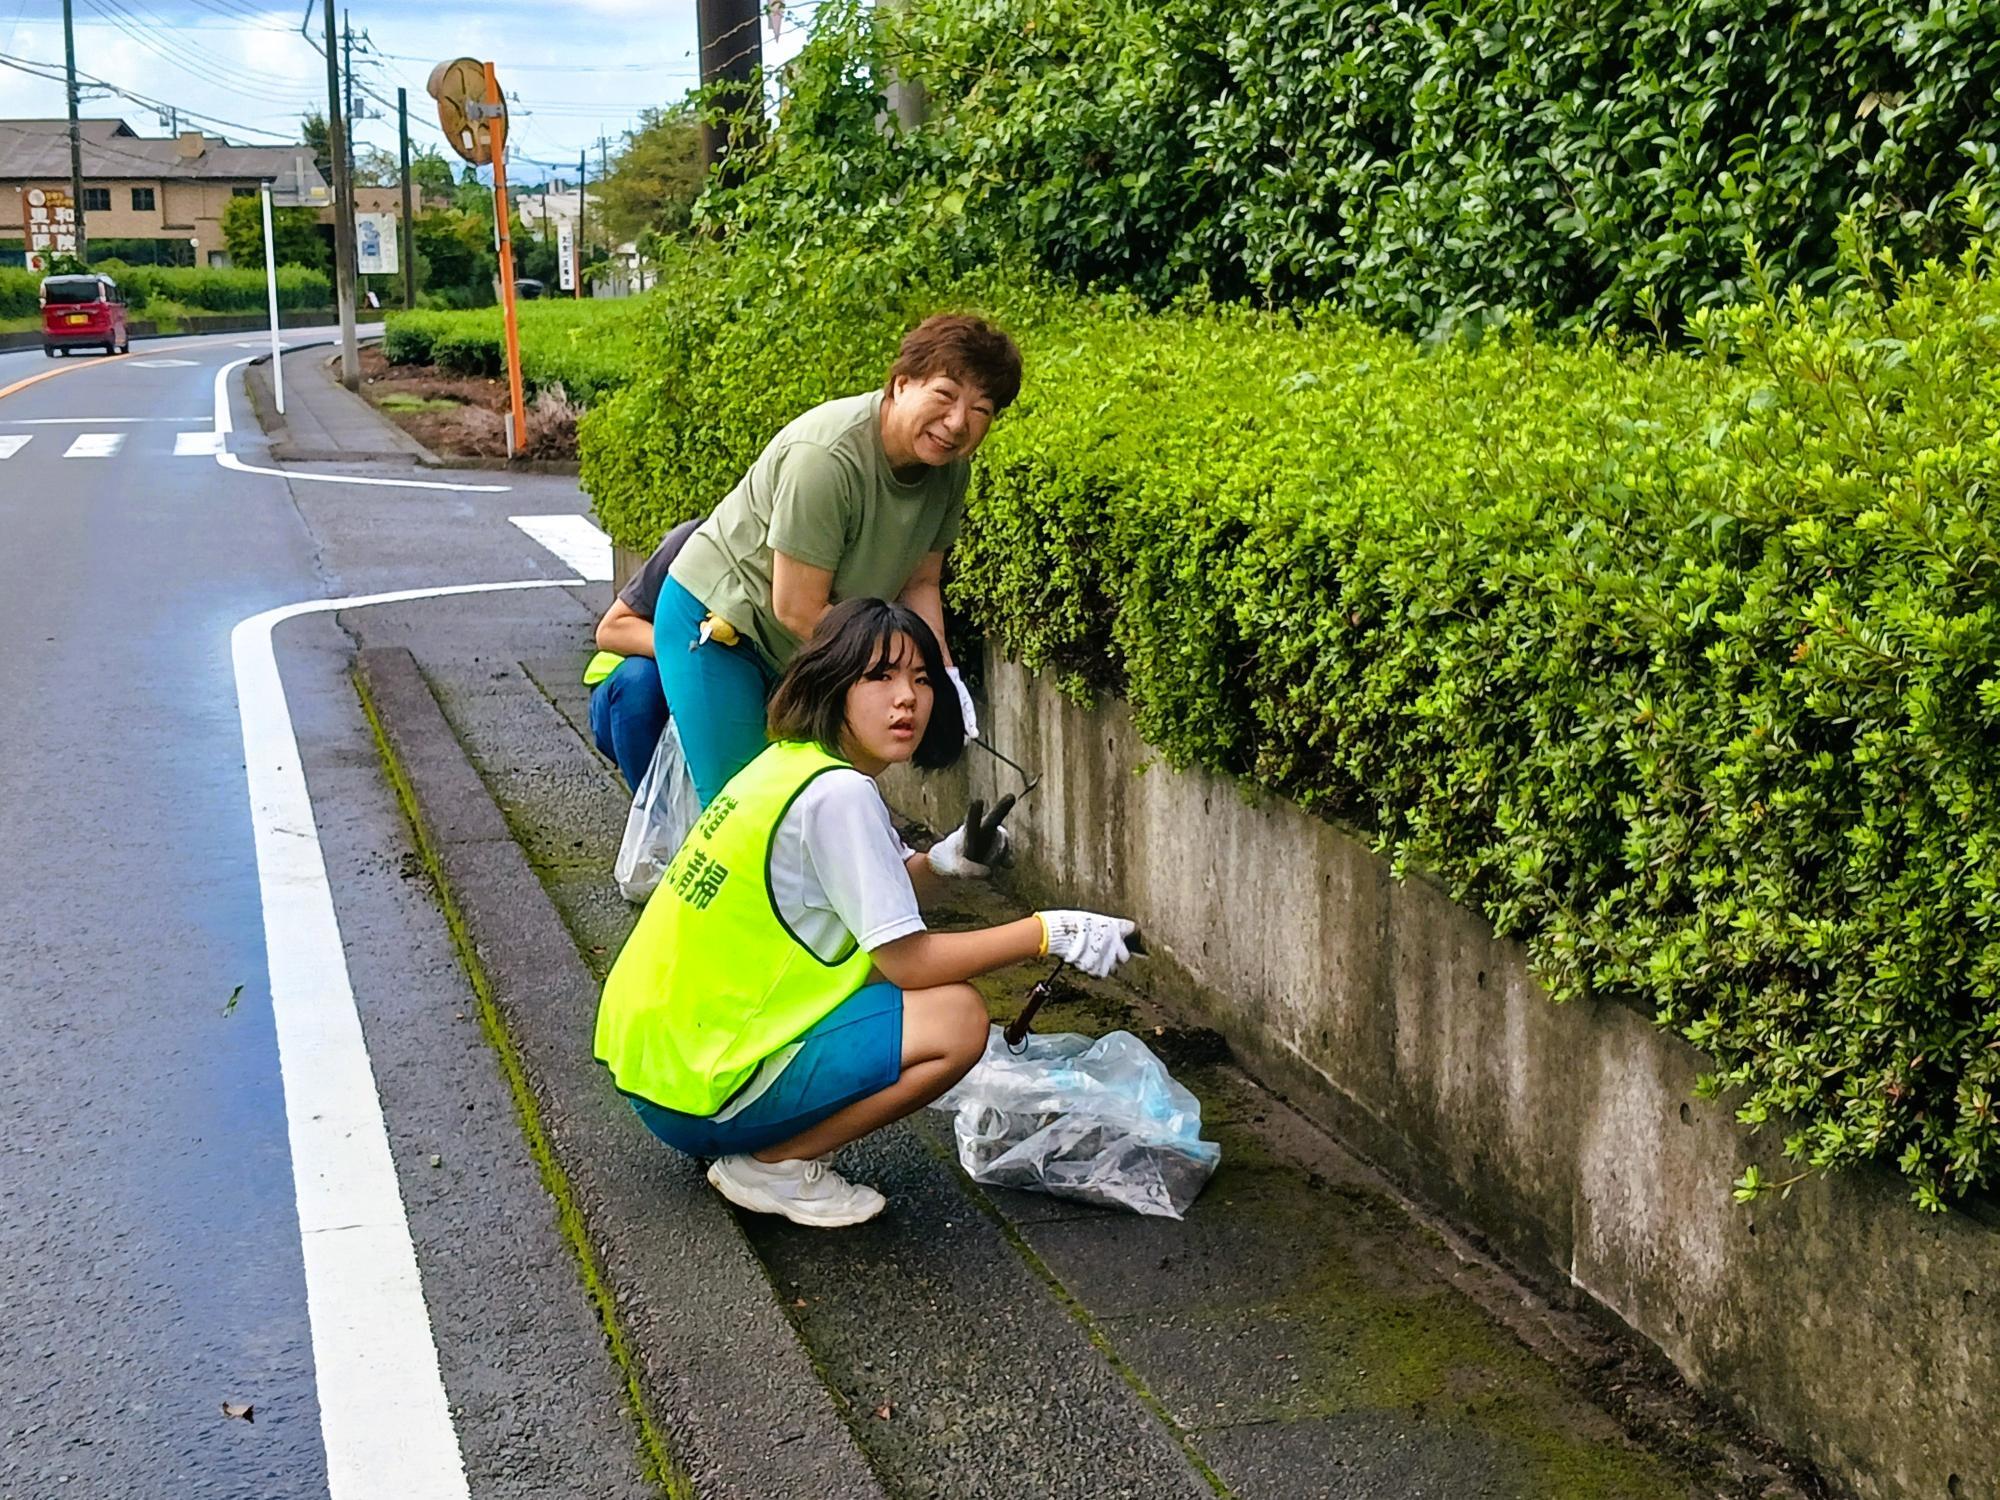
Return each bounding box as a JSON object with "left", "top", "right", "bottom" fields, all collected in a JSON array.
[{"left": 705, "top": 1153, "right": 887, "bottom": 1228}]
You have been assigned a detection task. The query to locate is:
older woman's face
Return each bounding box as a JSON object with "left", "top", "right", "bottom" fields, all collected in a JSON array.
[{"left": 887, "top": 372, "right": 996, "bottom": 467}]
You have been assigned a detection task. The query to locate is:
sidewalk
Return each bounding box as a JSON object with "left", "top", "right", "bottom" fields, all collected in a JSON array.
[
  {"left": 351, "top": 625, "right": 1816, "bottom": 1500},
  {"left": 247, "top": 339, "right": 438, "bottom": 464}
]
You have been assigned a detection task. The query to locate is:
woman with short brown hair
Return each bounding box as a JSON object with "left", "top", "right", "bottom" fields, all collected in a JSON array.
[{"left": 589, "top": 313, "right": 1023, "bottom": 802}]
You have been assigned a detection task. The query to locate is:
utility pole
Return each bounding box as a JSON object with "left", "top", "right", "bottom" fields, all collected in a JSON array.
[
  {"left": 695, "top": 0, "right": 762, "bottom": 176},
  {"left": 575, "top": 147, "right": 585, "bottom": 300},
  {"left": 61, "top": 0, "right": 87, "bottom": 262},
  {"left": 397, "top": 86, "right": 415, "bottom": 309},
  {"left": 321, "top": 0, "right": 358, "bottom": 387},
  {"left": 342, "top": 12, "right": 358, "bottom": 139}
]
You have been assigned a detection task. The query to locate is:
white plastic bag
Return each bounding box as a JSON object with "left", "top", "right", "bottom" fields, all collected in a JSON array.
[
  {"left": 931, "top": 1026, "right": 1221, "bottom": 1219},
  {"left": 613, "top": 718, "right": 700, "bottom": 903}
]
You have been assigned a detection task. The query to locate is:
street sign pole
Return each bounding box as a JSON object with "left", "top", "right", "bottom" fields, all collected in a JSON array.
[
  {"left": 261, "top": 182, "right": 285, "bottom": 414},
  {"left": 485, "top": 63, "right": 528, "bottom": 455}
]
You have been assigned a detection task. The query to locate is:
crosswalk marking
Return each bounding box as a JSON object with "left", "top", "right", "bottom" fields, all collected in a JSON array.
[
  {"left": 509, "top": 514, "right": 613, "bottom": 582},
  {"left": 64, "top": 432, "right": 124, "bottom": 458},
  {"left": 0, "top": 435, "right": 29, "bottom": 460},
  {"left": 174, "top": 430, "right": 225, "bottom": 456}
]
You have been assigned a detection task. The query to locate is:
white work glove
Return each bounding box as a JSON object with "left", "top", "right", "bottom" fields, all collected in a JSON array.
[
  {"left": 1037, "top": 910, "right": 1138, "bottom": 979},
  {"left": 946, "top": 665, "right": 979, "bottom": 743},
  {"left": 926, "top": 796, "right": 1016, "bottom": 879}
]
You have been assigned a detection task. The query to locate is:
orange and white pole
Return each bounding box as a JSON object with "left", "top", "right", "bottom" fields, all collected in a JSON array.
[{"left": 484, "top": 61, "right": 528, "bottom": 456}]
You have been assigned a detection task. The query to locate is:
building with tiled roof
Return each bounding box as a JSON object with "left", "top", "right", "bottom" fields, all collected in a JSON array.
[{"left": 2, "top": 118, "right": 331, "bottom": 268}]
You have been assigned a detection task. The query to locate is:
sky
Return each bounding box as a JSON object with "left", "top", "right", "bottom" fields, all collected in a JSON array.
[{"left": 0, "top": 0, "right": 811, "bottom": 183}]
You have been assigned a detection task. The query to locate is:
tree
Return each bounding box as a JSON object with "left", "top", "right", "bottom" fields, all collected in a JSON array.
[
  {"left": 221, "top": 194, "right": 331, "bottom": 271},
  {"left": 352, "top": 145, "right": 400, "bottom": 187},
  {"left": 452, "top": 165, "right": 493, "bottom": 221},
  {"left": 411, "top": 207, "right": 494, "bottom": 304},
  {"left": 595, "top": 106, "right": 703, "bottom": 244},
  {"left": 299, "top": 111, "right": 334, "bottom": 188},
  {"left": 409, "top": 148, "right": 456, "bottom": 203}
]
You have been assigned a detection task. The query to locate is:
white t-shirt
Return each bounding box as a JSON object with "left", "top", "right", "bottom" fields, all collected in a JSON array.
[
  {"left": 712, "top": 769, "right": 922, "bottom": 1121},
  {"left": 771, "top": 768, "right": 924, "bottom": 958}
]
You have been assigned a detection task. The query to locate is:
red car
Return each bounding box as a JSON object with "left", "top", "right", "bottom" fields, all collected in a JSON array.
[{"left": 40, "top": 273, "right": 130, "bottom": 357}]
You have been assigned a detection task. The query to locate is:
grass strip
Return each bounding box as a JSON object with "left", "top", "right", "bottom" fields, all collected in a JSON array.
[{"left": 355, "top": 665, "right": 695, "bottom": 1500}]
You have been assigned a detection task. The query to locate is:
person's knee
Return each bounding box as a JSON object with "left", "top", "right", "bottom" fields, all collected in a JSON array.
[
  {"left": 941, "top": 983, "right": 987, "bottom": 1067},
  {"left": 607, "top": 655, "right": 666, "bottom": 710}
]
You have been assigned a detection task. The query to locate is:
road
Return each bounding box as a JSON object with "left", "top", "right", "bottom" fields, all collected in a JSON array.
[{"left": 0, "top": 331, "right": 650, "bottom": 1499}]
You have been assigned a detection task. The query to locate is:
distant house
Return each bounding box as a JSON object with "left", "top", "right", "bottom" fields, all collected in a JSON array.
[{"left": 0, "top": 118, "right": 331, "bottom": 269}]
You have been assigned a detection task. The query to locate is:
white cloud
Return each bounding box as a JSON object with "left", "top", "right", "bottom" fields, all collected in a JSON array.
[{"left": 4, "top": 0, "right": 723, "bottom": 176}]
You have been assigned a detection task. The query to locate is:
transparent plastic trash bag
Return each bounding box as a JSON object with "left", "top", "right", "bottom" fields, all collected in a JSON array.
[
  {"left": 931, "top": 1026, "right": 1221, "bottom": 1219},
  {"left": 613, "top": 718, "right": 700, "bottom": 903}
]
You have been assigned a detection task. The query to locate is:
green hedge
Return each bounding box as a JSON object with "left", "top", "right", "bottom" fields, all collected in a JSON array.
[
  {"left": 0, "top": 266, "right": 41, "bottom": 319},
  {"left": 0, "top": 262, "right": 330, "bottom": 317},
  {"left": 708, "top": 0, "right": 2000, "bottom": 334},
  {"left": 381, "top": 301, "right": 638, "bottom": 403},
  {"left": 582, "top": 239, "right": 2000, "bottom": 1210}
]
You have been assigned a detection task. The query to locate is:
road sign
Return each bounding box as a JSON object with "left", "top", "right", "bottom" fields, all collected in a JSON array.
[
  {"left": 557, "top": 220, "right": 575, "bottom": 291},
  {"left": 356, "top": 212, "right": 399, "bottom": 275},
  {"left": 23, "top": 186, "right": 78, "bottom": 271}
]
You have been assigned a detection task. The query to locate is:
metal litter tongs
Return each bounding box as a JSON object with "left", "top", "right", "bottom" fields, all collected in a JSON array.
[{"left": 969, "top": 734, "right": 1042, "bottom": 801}]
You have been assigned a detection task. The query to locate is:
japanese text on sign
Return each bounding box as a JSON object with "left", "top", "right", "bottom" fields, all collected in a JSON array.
[{"left": 23, "top": 186, "right": 78, "bottom": 271}]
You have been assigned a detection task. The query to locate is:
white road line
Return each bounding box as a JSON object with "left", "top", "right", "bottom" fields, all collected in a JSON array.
[
  {"left": 175, "top": 430, "right": 226, "bottom": 456},
  {"left": 234, "top": 577, "right": 579, "bottom": 1500},
  {"left": 210, "top": 357, "right": 511, "bottom": 493},
  {"left": 0, "top": 434, "right": 29, "bottom": 460},
  {"left": 1, "top": 416, "right": 204, "bottom": 424},
  {"left": 508, "top": 514, "right": 613, "bottom": 581},
  {"left": 63, "top": 432, "right": 124, "bottom": 458}
]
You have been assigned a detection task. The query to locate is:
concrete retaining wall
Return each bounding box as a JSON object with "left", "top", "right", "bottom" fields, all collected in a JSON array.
[{"left": 886, "top": 656, "right": 1997, "bottom": 1500}]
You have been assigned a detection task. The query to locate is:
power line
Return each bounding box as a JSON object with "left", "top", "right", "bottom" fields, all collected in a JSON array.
[
  {"left": 78, "top": 0, "right": 324, "bottom": 107},
  {"left": 0, "top": 48, "right": 301, "bottom": 141}
]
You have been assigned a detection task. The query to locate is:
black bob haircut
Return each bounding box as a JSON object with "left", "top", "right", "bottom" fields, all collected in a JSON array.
[{"left": 766, "top": 598, "right": 965, "bottom": 771}]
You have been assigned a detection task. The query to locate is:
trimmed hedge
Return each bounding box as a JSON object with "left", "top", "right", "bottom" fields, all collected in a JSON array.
[
  {"left": 381, "top": 301, "right": 638, "bottom": 403},
  {"left": 0, "top": 262, "right": 331, "bottom": 317},
  {"left": 582, "top": 240, "right": 2000, "bottom": 1210},
  {"left": 709, "top": 0, "right": 2000, "bottom": 334}
]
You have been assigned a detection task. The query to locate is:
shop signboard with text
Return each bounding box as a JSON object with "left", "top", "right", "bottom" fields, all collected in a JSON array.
[{"left": 23, "top": 186, "right": 78, "bottom": 272}]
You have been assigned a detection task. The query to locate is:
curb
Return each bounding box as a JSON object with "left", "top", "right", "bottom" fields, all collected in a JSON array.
[{"left": 354, "top": 645, "right": 889, "bottom": 1500}]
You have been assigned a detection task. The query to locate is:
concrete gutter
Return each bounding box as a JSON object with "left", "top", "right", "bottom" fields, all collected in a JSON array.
[
  {"left": 883, "top": 656, "right": 1998, "bottom": 1500},
  {"left": 354, "top": 646, "right": 888, "bottom": 1500}
]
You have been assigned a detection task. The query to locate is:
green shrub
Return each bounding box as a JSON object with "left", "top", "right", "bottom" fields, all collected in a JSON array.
[
  {"left": 705, "top": 0, "right": 2000, "bottom": 334},
  {"left": 0, "top": 266, "right": 39, "bottom": 319},
  {"left": 380, "top": 301, "right": 639, "bottom": 402},
  {"left": 1, "top": 262, "right": 330, "bottom": 319},
  {"left": 86, "top": 262, "right": 332, "bottom": 313},
  {"left": 582, "top": 237, "right": 2000, "bottom": 1210}
]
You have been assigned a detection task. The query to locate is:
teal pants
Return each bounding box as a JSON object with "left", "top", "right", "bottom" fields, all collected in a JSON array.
[{"left": 653, "top": 576, "right": 776, "bottom": 807}]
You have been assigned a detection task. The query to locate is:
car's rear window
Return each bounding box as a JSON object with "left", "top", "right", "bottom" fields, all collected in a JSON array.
[{"left": 43, "top": 279, "right": 105, "bottom": 305}]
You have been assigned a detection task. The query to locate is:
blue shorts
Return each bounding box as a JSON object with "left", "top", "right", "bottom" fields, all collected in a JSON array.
[{"left": 629, "top": 981, "right": 905, "bottom": 1158}]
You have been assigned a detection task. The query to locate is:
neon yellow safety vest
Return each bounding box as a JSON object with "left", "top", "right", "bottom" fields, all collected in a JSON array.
[
  {"left": 594, "top": 740, "right": 878, "bottom": 1116},
  {"left": 583, "top": 650, "right": 623, "bottom": 686}
]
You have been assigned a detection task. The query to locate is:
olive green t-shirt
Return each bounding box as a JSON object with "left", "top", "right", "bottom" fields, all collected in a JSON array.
[{"left": 668, "top": 391, "right": 968, "bottom": 668}]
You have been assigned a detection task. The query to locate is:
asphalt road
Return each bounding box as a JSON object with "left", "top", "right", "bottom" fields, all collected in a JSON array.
[{"left": 0, "top": 331, "right": 651, "bottom": 1500}]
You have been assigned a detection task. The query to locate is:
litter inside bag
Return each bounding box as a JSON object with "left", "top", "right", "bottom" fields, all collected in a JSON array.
[
  {"left": 614, "top": 718, "right": 700, "bottom": 903},
  {"left": 931, "top": 1025, "right": 1221, "bottom": 1219}
]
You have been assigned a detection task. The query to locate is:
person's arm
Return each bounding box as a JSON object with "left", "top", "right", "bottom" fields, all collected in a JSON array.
[
  {"left": 595, "top": 597, "right": 656, "bottom": 658},
  {"left": 897, "top": 550, "right": 953, "bottom": 668},
  {"left": 770, "top": 549, "right": 836, "bottom": 644},
  {"left": 904, "top": 850, "right": 947, "bottom": 904},
  {"left": 871, "top": 916, "right": 1046, "bottom": 991}
]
